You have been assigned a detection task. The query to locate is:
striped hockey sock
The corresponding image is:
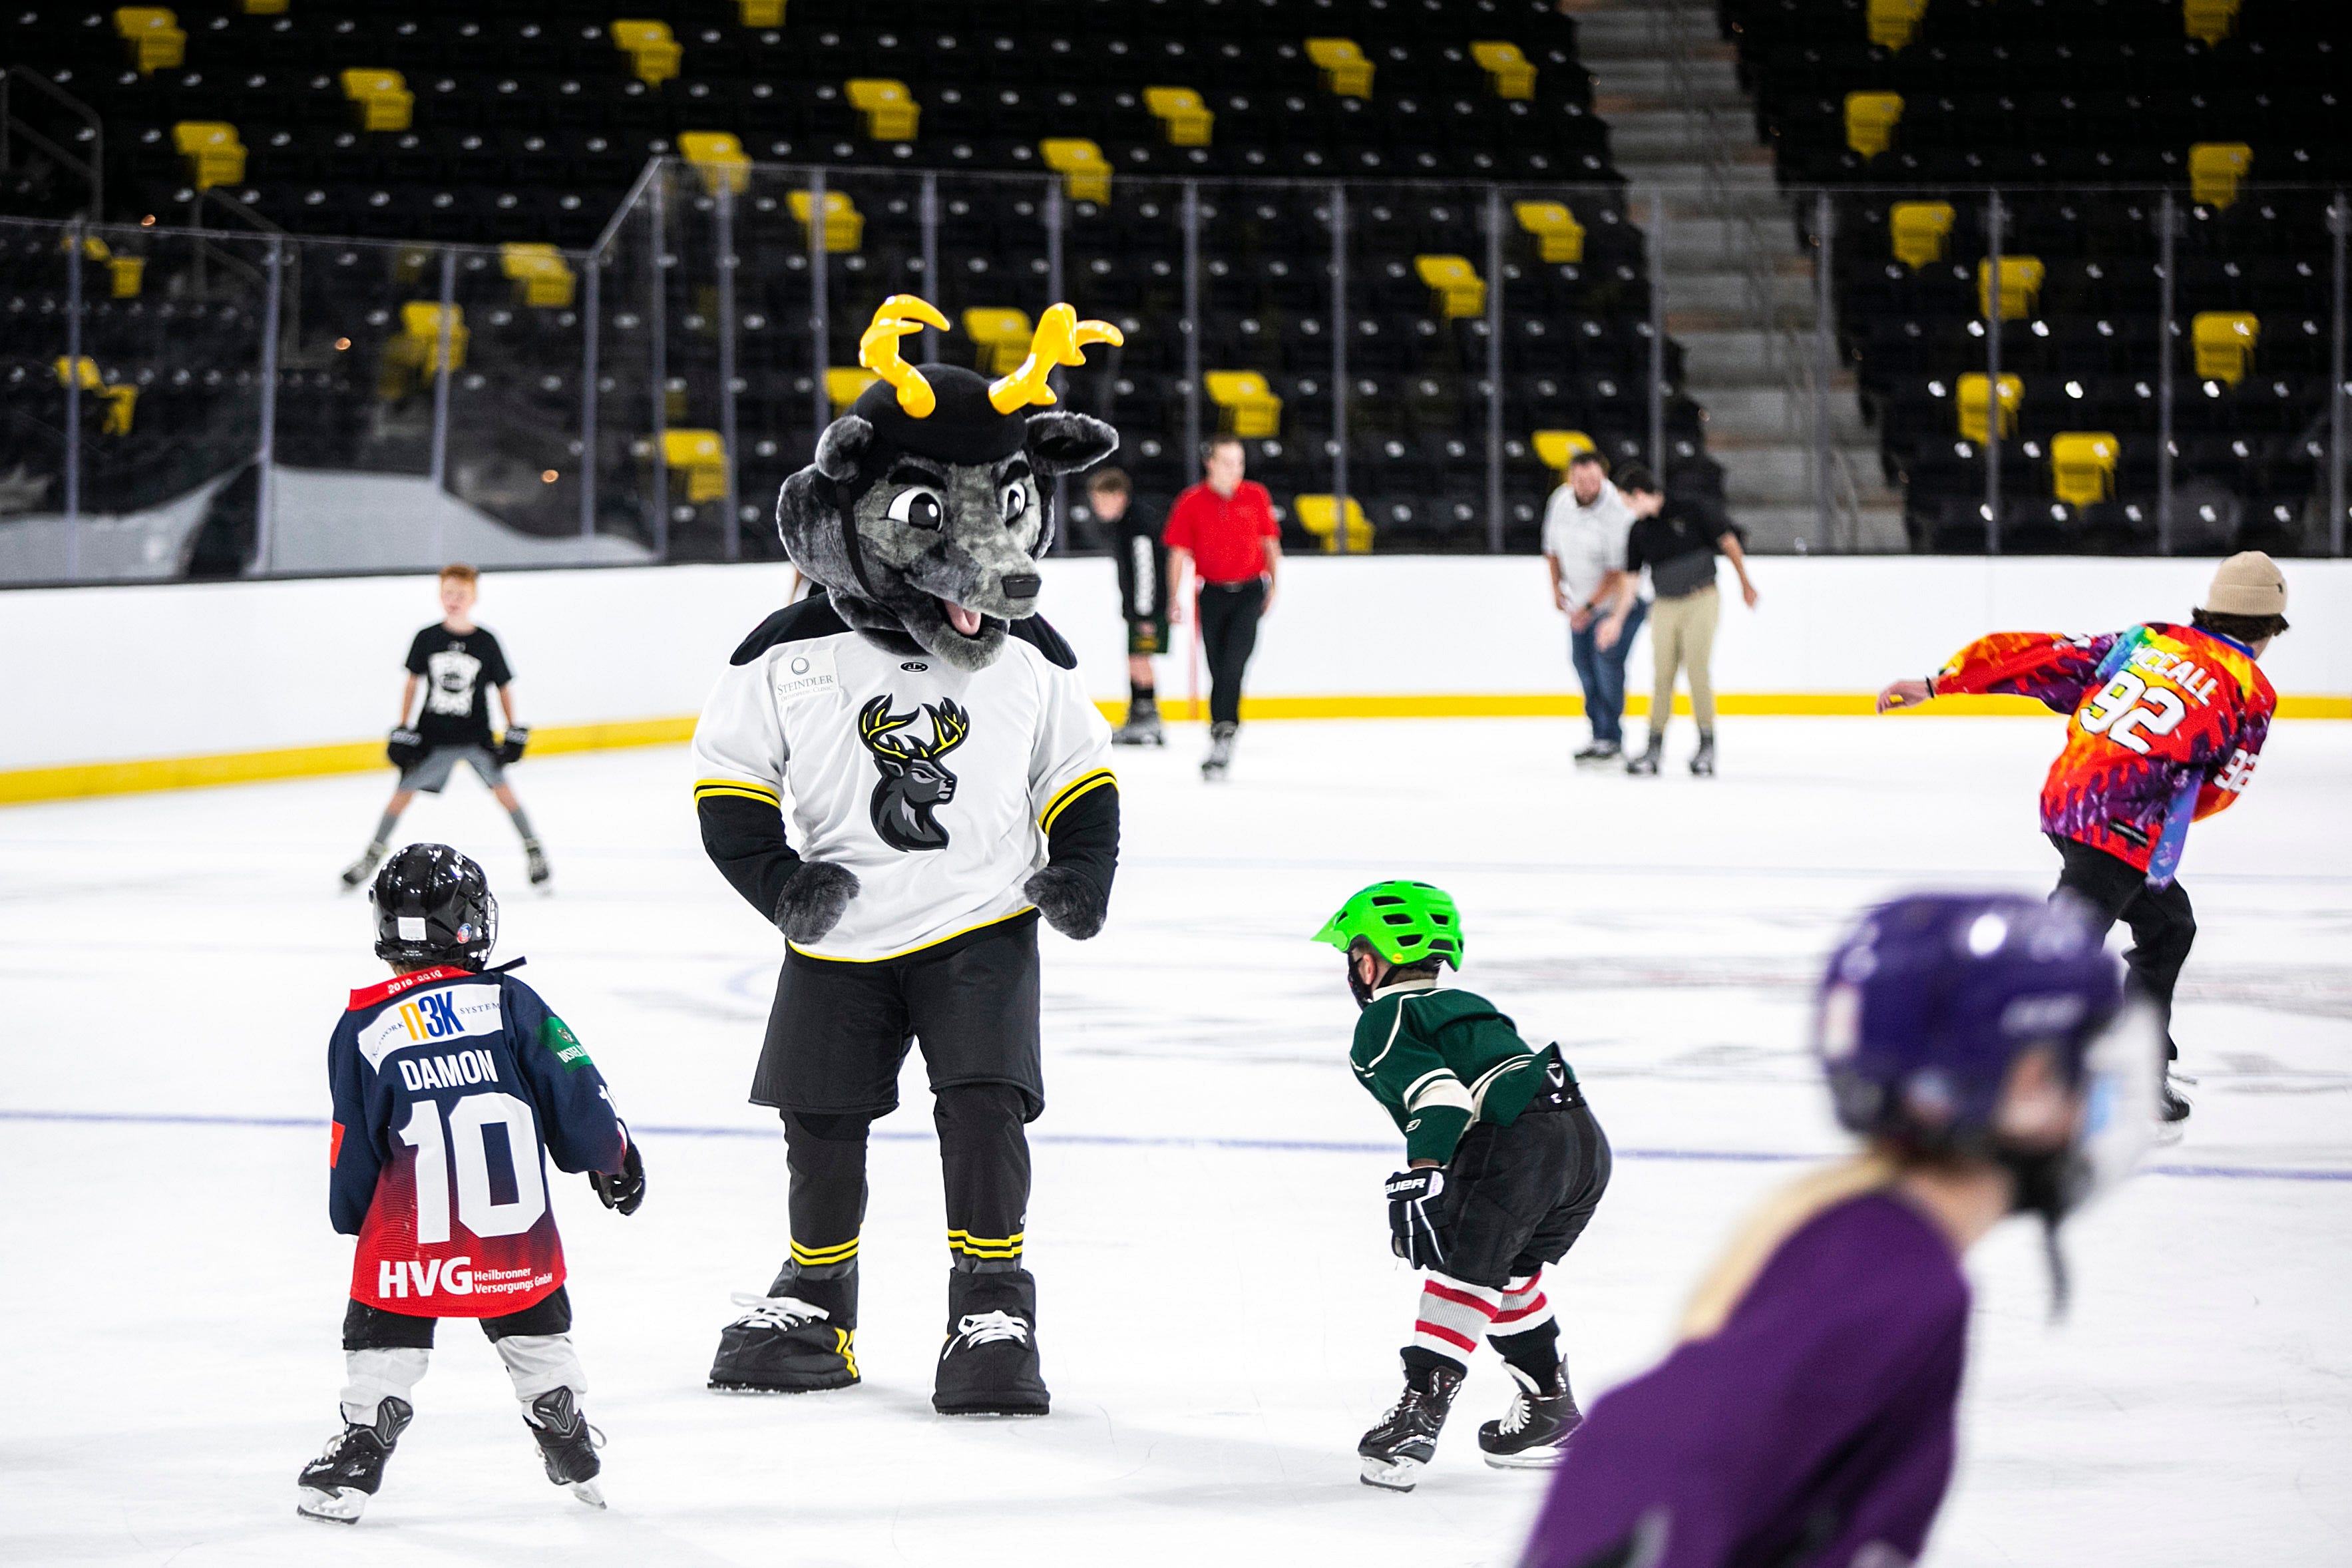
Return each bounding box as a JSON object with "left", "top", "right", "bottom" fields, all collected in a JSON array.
[
  {"left": 1410, "top": 1274, "right": 1507, "bottom": 1366},
  {"left": 1487, "top": 1271, "right": 1562, "bottom": 1382}
]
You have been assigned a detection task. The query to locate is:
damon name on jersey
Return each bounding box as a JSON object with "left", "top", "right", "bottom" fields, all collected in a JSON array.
[
  {"left": 329, "top": 964, "right": 626, "bottom": 1317},
  {"left": 689, "top": 596, "right": 1116, "bottom": 960}
]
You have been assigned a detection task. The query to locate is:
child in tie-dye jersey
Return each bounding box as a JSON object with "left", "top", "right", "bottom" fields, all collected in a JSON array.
[{"left": 1876, "top": 552, "right": 2289, "bottom": 1123}]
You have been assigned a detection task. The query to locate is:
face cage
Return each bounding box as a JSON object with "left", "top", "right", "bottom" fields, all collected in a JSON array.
[{"left": 2049, "top": 996, "right": 2163, "bottom": 1217}]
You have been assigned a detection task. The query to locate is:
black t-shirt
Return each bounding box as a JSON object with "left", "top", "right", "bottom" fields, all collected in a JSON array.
[
  {"left": 1627, "top": 501, "right": 1742, "bottom": 600},
  {"left": 1112, "top": 507, "right": 1169, "bottom": 623},
  {"left": 405, "top": 624, "right": 512, "bottom": 747}
]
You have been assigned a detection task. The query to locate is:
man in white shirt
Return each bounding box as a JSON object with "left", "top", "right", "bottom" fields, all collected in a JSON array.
[{"left": 1541, "top": 452, "right": 1647, "bottom": 763}]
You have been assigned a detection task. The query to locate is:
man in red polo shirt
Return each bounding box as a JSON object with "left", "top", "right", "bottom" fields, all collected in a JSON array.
[{"left": 1165, "top": 435, "right": 1282, "bottom": 780}]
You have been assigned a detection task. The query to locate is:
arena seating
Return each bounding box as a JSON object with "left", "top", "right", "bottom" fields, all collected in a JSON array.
[{"left": 1720, "top": 0, "right": 2351, "bottom": 554}]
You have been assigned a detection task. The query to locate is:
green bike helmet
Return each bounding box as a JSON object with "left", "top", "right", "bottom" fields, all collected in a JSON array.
[{"left": 1312, "top": 880, "right": 1464, "bottom": 970}]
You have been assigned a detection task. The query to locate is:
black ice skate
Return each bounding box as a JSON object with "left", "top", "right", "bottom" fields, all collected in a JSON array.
[
  {"left": 1201, "top": 721, "right": 1237, "bottom": 781},
  {"left": 1573, "top": 740, "right": 1621, "bottom": 765},
  {"left": 2159, "top": 1072, "right": 2194, "bottom": 1125},
  {"left": 1112, "top": 696, "right": 1167, "bottom": 747},
  {"left": 296, "top": 1395, "right": 412, "bottom": 1524},
  {"left": 339, "top": 842, "right": 388, "bottom": 890},
  {"left": 524, "top": 840, "right": 551, "bottom": 888},
  {"left": 708, "top": 1292, "right": 860, "bottom": 1392},
  {"left": 524, "top": 1386, "right": 606, "bottom": 1508},
  {"left": 934, "top": 1269, "right": 1049, "bottom": 1416},
  {"left": 1625, "top": 733, "right": 1663, "bottom": 776},
  {"left": 1477, "top": 1360, "right": 1583, "bottom": 1470},
  {"left": 1689, "top": 731, "right": 1716, "bottom": 777},
  {"left": 1358, "top": 1361, "right": 1464, "bottom": 1491}
]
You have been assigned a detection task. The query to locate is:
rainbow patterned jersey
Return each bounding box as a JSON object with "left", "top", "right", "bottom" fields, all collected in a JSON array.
[
  {"left": 1933, "top": 623, "right": 2273, "bottom": 877},
  {"left": 328, "top": 965, "right": 627, "bottom": 1318}
]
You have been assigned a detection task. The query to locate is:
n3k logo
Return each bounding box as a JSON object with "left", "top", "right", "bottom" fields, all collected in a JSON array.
[{"left": 397, "top": 992, "right": 463, "bottom": 1042}]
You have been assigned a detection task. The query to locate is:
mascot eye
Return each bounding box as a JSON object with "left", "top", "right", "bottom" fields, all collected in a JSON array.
[
  {"left": 886, "top": 487, "right": 945, "bottom": 530},
  {"left": 1001, "top": 483, "right": 1028, "bottom": 524}
]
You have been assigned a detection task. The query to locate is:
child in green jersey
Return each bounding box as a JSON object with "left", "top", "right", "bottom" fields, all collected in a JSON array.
[{"left": 1314, "top": 880, "right": 1614, "bottom": 1492}]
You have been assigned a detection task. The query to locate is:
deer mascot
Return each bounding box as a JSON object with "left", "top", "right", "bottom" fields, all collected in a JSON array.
[{"left": 690, "top": 296, "right": 1121, "bottom": 1414}]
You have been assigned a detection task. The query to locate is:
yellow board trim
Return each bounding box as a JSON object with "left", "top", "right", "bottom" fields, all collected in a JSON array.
[
  {"left": 1038, "top": 768, "right": 1116, "bottom": 832},
  {"left": 9, "top": 695, "right": 2346, "bottom": 807}
]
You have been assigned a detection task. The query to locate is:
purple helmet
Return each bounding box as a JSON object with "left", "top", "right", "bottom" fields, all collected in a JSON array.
[{"left": 1814, "top": 892, "right": 2128, "bottom": 1151}]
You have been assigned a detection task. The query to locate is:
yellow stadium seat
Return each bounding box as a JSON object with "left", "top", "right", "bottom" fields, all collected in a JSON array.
[
  {"left": 1305, "top": 38, "right": 1374, "bottom": 98},
  {"left": 53, "top": 355, "right": 134, "bottom": 433},
  {"left": 846, "top": 79, "right": 920, "bottom": 141},
  {"left": 500, "top": 244, "right": 576, "bottom": 308},
  {"left": 1295, "top": 494, "right": 1373, "bottom": 552},
  {"left": 1844, "top": 93, "right": 1903, "bottom": 159},
  {"left": 962, "top": 308, "right": 1034, "bottom": 376},
  {"left": 55, "top": 356, "right": 100, "bottom": 392},
  {"left": 113, "top": 8, "right": 184, "bottom": 75},
  {"left": 172, "top": 122, "right": 246, "bottom": 190},
  {"left": 1145, "top": 87, "right": 1215, "bottom": 146},
  {"left": 2188, "top": 142, "right": 2252, "bottom": 208},
  {"left": 1866, "top": 0, "right": 1927, "bottom": 51},
  {"left": 1414, "top": 255, "right": 1486, "bottom": 319},
  {"left": 2192, "top": 312, "right": 2259, "bottom": 385},
  {"left": 2050, "top": 433, "right": 2120, "bottom": 508},
  {"left": 788, "top": 190, "right": 864, "bottom": 252},
  {"left": 1203, "top": 371, "right": 1283, "bottom": 439},
  {"left": 341, "top": 70, "right": 414, "bottom": 132},
  {"left": 1040, "top": 138, "right": 1111, "bottom": 203},
  {"left": 108, "top": 256, "right": 146, "bottom": 298},
  {"left": 680, "top": 130, "right": 751, "bottom": 194},
  {"left": 1513, "top": 202, "right": 1585, "bottom": 264},
  {"left": 738, "top": 0, "right": 785, "bottom": 24},
  {"left": 612, "top": 20, "right": 682, "bottom": 86},
  {"left": 1956, "top": 373, "right": 2022, "bottom": 443},
  {"left": 826, "top": 367, "right": 878, "bottom": 409},
  {"left": 397, "top": 303, "right": 467, "bottom": 373},
  {"left": 242, "top": 0, "right": 288, "bottom": 13},
  {"left": 1889, "top": 201, "right": 1953, "bottom": 270},
  {"left": 1977, "top": 256, "right": 2045, "bottom": 321},
  {"left": 1471, "top": 41, "right": 1536, "bottom": 100},
  {"left": 2183, "top": 0, "right": 2240, "bottom": 46},
  {"left": 1533, "top": 429, "right": 1598, "bottom": 474},
  {"left": 662, "top": 429, "right": 729, "bottom": 502}
]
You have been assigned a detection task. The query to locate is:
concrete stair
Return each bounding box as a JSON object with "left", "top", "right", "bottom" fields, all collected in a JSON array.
[{"left": 1569, "top": 0, "right": 1906, "bottom": 551}]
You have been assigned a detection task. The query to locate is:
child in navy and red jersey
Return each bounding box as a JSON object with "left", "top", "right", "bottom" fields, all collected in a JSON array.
[
  {"left": 298, "top": 845, "right": 644, "bottom": 1525},
  {"left": 1877, "top": 552, "right": 2289, "bottom": 1123}
]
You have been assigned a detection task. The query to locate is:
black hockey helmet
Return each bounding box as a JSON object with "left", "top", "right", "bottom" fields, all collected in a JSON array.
[{"left": 371, "top": 843, "right": 497, "bottom": 970}]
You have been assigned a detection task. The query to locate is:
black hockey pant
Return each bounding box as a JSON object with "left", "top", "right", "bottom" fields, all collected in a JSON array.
[{"left": 2050, "top": 834, "right": 2196, "bottom": 1061}]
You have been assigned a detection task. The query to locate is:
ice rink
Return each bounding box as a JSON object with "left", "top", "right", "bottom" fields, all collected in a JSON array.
[{"left": 5, "top": 714, "right": 2348, "bottom": 1567}]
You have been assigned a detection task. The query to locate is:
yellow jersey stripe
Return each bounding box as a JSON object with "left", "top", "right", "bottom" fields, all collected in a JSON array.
[
  {"left": 1038, "top": 769, "right": 1117, "bottom": 832},
  {"left": 788, "top": 904, "right": 1038, "bottom": 964},
  {"left": 695, "top": 777, "right": 781, "bottom": 805},
  {"left": 947, "top": 1230, "right": 1026, "bottom": 1247},
  {"left": 789, "top": 1237, "right": 861, "bottom": 1263}
]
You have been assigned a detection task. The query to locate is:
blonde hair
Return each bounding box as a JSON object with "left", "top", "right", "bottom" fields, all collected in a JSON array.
[
  {"left": 439, "top": 563, "right": 479, "bottom": 586},
  {"left": 1675, "top": 1151, "right": 1901, "bottom": 1342}
]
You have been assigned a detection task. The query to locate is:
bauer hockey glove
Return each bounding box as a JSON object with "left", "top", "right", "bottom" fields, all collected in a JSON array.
[
  {"left": 387, "top": 727, "right": 425, "bottom": 769},
  {"left": 1385, "top": 1168, "right": 1448, "bottom": 1271},
  {"left": 590, "top": 1135, "right": 646, "bottom": 1215},
  {"left": 495, "top": 725, "right": 530, "bottom": 765}
]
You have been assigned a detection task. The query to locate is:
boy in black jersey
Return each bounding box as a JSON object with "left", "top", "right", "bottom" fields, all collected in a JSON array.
[
  {"left": 1093, "top": 468, "right": 1169, "bottom": 746},
  {"left": 340, "top": 564, "right": 548, "bottom": 890}
]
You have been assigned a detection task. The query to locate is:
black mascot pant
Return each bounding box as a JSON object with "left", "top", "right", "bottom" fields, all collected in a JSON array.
[
  {"left": 1196, "top": 577, "right": 1265, "bottom": 728},
  {"left": 2050, "top": 833, "right": 2196, "bottom": 1061},
  {"left": 751, "top": 912, "right": 1042, "bottom": 1328}
]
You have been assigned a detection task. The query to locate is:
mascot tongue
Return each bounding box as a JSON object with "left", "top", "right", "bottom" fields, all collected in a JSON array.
[{"left": 944, "top": 601, "right": 984, "bottom": 636}]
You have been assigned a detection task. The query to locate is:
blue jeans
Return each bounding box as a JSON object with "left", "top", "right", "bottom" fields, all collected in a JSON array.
[{"left": 1569, "top": 597, "right": 1647, "bottom": 745}]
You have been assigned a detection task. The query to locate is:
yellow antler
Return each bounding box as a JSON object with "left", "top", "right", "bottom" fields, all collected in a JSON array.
[
  {"left": 987, "top": 303, "right": 1125, "bottom": 414},
  {"left": 859, "top": 294, "right": 950, "bottom": 417}
]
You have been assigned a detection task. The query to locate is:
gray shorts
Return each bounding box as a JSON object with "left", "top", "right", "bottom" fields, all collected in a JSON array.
[{"left": 399, "top": 745, "right": 505, "bottom": 794}]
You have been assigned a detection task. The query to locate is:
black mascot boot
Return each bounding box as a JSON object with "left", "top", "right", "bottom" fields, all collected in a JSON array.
[
  {"left": 933, "top": 1268, "right": 1049, "bottom": 1416},
  {"left": 709, "top": 1272, "right": 859, "bottom": 1393}
]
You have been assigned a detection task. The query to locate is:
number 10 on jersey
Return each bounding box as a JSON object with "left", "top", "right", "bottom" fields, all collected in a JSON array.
[{"left": 398, "top": 1093, "right": 548, "bottom": 1245}]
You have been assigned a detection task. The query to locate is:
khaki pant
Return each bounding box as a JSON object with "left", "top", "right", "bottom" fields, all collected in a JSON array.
[{"left": 1647, "top": 584, "right": 1718, "bottom": 733}]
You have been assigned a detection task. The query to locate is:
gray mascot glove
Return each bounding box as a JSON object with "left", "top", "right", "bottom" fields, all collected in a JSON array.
[
  {"left": 1024, "top": 866, "right": 1107, "bottom": 940},
  {"left": 775, "top": 862, "right": 861, "bottom": 944}
]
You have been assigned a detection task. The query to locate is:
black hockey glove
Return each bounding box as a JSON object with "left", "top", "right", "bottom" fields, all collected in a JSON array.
[
  {"left": 1024, "top": 865, "right": 1108, "bottom": 940},
  {"left": 495, "top": 725, "right": 530, "bottom": 765},
  {"left": 775, "top": 861, "right": 860, "bottom": 944},
  {"left": 1385, "top": 1168, "right": 1448, "bottom": 1271},
  {"left": 590, "top": 1133, "right": 645, "bottom": 1215},
  {"left": 387, "top": 727, "right": 425, "bottom": 769}
]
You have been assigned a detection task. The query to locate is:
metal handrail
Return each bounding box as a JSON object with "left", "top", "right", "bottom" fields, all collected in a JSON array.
[{"left": 0, "top": 65, "right": 104, "bottom": 217}]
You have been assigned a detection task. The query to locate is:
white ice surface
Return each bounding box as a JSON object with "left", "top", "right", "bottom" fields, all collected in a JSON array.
[{"left": 1, "top": 717, "right": 2347, "bottom": 1567}]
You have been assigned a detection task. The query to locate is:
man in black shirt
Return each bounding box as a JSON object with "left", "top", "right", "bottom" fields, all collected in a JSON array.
[
  {"left": 339, "top": 564, "right": 548, "bottom": 888},
  {"left": 1597, "top": 467, "right": 1759, "bottom": 777},
  {"left": 1093, "top": 467, "right": 1168, "bottom": 746}
]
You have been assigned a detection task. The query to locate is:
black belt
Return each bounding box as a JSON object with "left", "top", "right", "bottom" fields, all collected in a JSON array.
[
  {"left": 1199, "top": 577, "right": 1263, "bottom": 592},
  {"left": 1521, "top": 1046, "right": 1584, "bottom": 1111}
]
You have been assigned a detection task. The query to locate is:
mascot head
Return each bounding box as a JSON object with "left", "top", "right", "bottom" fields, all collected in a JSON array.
[{"left": 777, "top": 294, "right": 1122, "bottom": 671}]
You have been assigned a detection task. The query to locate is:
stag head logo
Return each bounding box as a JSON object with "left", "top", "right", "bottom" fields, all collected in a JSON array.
[{"left": 858, "top": 694, "right": 972, "bottom": 853}]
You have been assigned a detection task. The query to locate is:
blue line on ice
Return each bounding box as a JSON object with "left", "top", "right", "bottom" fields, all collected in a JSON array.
[{"left": 4, "top": 1107, "right": 2347, "bottom": 1182}]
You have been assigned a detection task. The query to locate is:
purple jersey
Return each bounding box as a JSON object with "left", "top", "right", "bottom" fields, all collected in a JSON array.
[{"left": 1523, "top": 1187, "right": 1967, "bottom": 1568}]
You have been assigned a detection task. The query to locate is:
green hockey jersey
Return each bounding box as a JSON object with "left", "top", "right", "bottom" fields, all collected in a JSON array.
[{"left": 1348, "top": 978, "right": 1569, "bottom": 1164}]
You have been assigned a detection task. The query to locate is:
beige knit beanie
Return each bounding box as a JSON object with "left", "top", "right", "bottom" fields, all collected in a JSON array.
[{"left": 2202, "top": 551, "right": 2286, "bottom": 618}]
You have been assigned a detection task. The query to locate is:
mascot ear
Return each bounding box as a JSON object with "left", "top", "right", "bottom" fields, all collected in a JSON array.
[
  {"left": 1024, "top": 411, "right": 1119, "bottom": 478},
  {"left": 814, "top": 414, "right": 874, "bottom": 482}
]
